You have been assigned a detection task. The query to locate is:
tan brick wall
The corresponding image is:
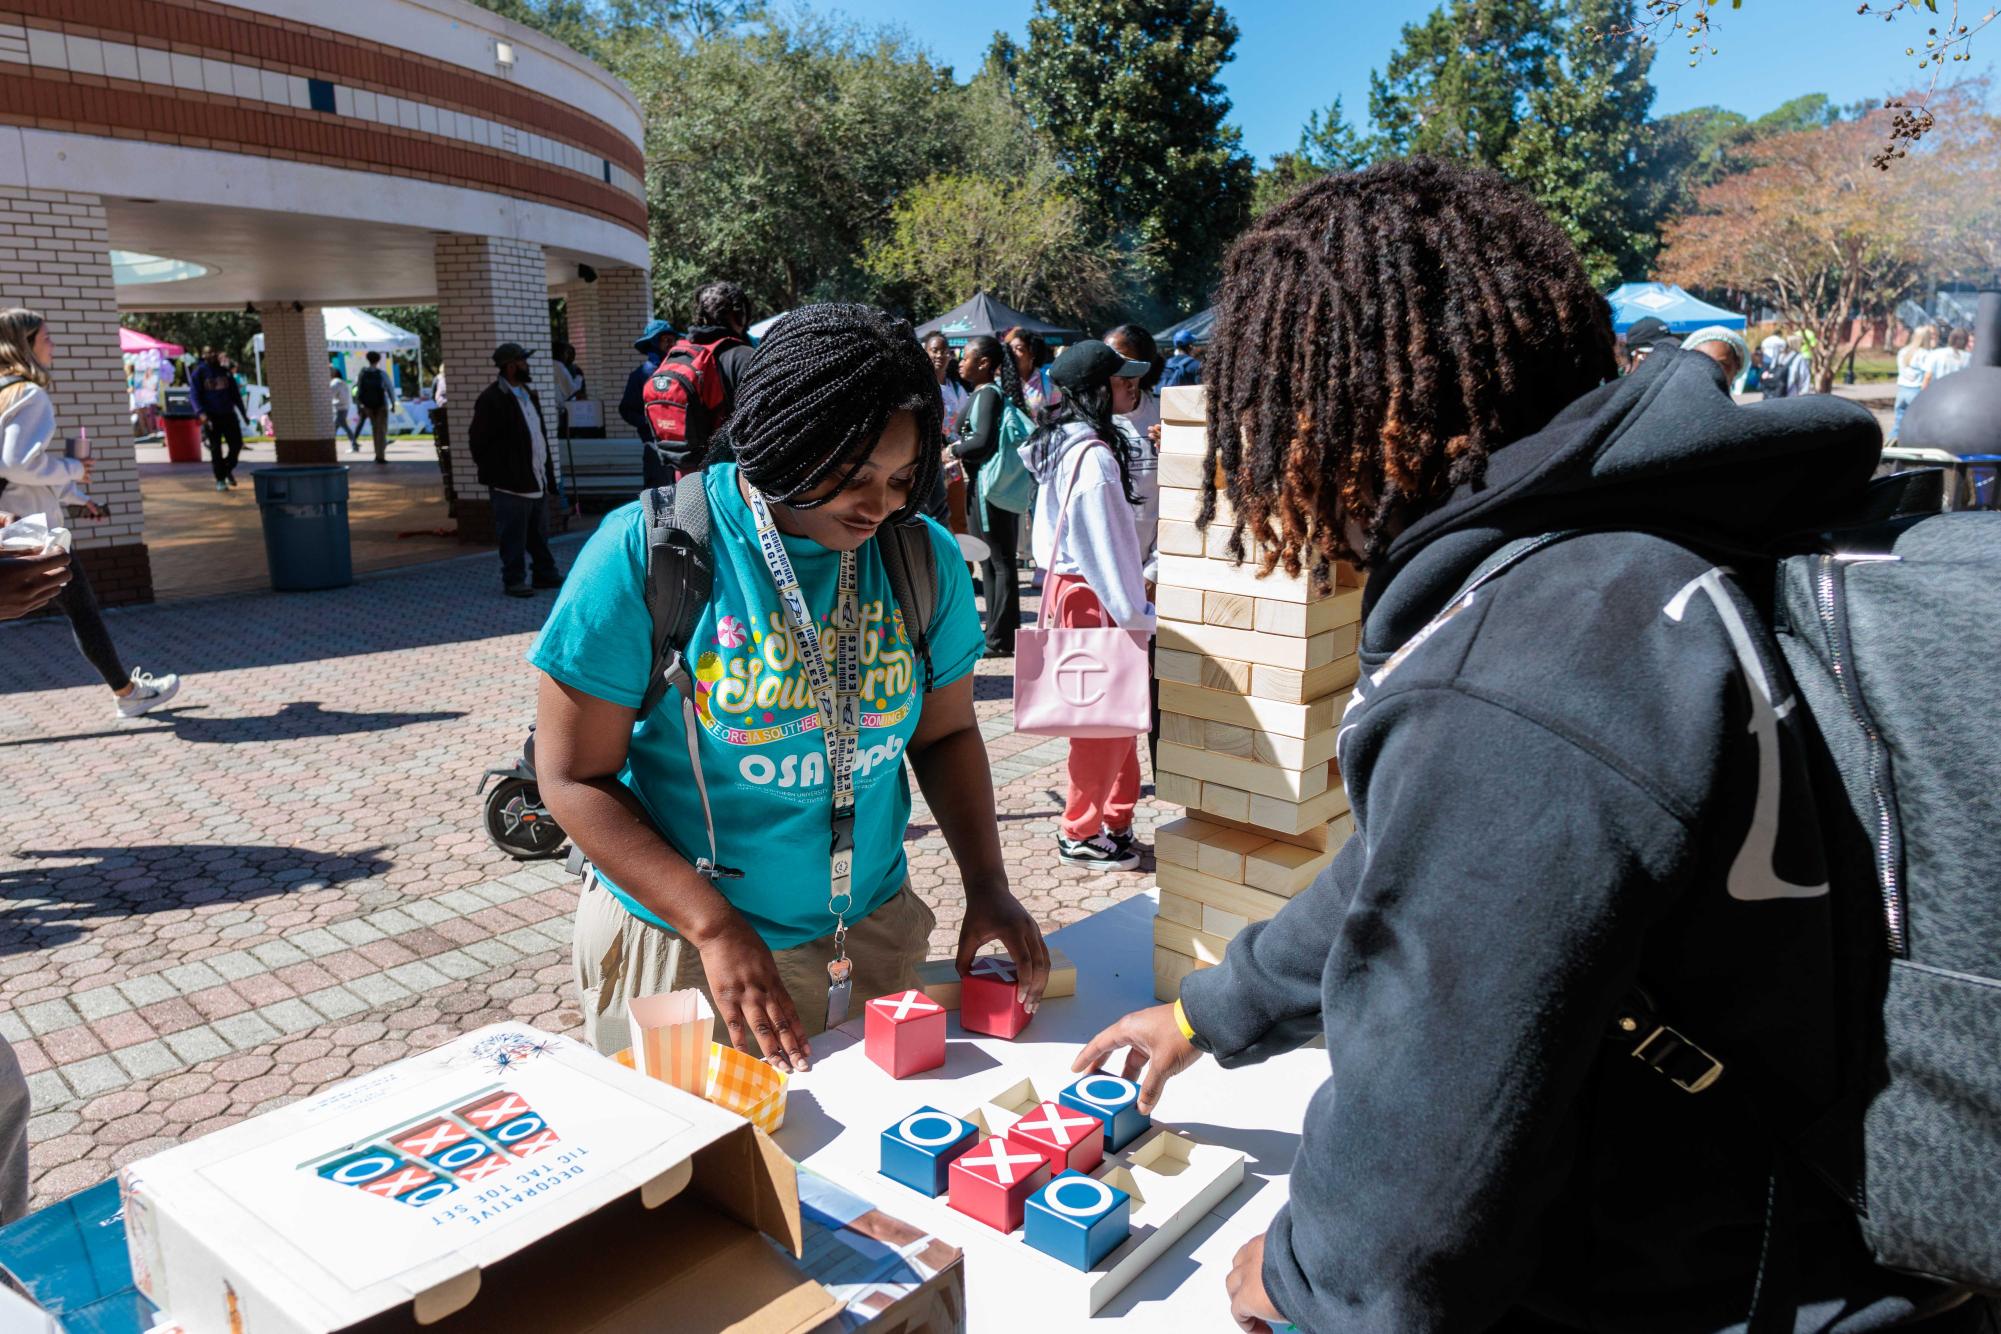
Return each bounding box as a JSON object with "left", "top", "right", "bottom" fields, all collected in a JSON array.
[
  {"left": 435, "top": 233, "right": 549, "bottom": 537},
  {"left": 566, "top": 265, "right": 648, "bottom": 444},
  {"left": 0, "top": 188, "right": 149, "bottom": 601},
  {"left": 258, "top": 301, "right": 335, "bottom": 463}
]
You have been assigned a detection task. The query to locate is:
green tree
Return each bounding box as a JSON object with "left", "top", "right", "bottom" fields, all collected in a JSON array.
[
  {"left": 1010, "top": 0, "right": 1254, "bottom": 314},
  {"left": 863, "top": 170, "right": 1118, "bottom": 324},
  {"left": 1367, "top": 0, "right": 1660, "bottom": 283},
  {"left": 1252, "top": 97, "right": 1371, "bottom": 216}
]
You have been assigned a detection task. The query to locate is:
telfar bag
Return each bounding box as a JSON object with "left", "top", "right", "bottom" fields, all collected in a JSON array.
[
  {"left": 976, "top": 396, "right": 1036, "bottom": 515},
  {"left": 642, "top": 338, "right": 739, "bottom": 475},
  {"left": 1013, "top": 439, "right": 1150, "bottom": 739}
]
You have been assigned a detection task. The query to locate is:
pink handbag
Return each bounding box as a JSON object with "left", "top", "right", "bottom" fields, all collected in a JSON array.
[{"left": 1013, "top": 438, "right": 1153, "bottom": 739}]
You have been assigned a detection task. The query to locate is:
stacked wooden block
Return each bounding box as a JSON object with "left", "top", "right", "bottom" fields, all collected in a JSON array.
[{"left": 1150, "top": 385, "right": 1362, "bottom": 1001}]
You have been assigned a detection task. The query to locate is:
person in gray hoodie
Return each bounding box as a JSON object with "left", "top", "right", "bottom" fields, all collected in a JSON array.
[
  {"left": 1074, "top": 160, "right": 1988, "bottom": 1333},
  {"left": 1024, "top": 339, "right": 1156, "bottom": 871}
]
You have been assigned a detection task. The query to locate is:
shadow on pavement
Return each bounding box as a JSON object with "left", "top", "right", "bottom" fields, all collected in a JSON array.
[
  {"left": 0, "top": 844, "right": 393, "bottom": 953},
  {"left": 0, "top": 703, "right": 464, "bottom": 748}
]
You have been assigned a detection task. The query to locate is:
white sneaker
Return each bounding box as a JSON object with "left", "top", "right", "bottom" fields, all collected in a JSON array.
[{"left": 115, "top": 668, "right": 181, "bottom": 718}]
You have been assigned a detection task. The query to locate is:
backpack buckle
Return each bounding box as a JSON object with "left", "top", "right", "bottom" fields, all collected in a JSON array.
[{"left": 1618, "top": 1012, "right": 1725, "bottom": 1093}]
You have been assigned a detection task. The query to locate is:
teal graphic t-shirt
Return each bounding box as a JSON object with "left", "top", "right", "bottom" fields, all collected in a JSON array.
[{"left": 527, "top": 464, "right": 982, "bottom": 949}]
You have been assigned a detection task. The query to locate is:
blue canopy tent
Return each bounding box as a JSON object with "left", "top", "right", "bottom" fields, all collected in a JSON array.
[
  {"left": 1606, "top": 282, "right": 1746, "bottom": 335},
  {"left": 1156, "top": 307, "right": 1217, "bottom": 347}
]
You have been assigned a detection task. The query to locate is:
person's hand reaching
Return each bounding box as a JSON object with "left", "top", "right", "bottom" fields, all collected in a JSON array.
[{"left": 1071, "top": 1002, "right": 1201, "bottom": 1115}]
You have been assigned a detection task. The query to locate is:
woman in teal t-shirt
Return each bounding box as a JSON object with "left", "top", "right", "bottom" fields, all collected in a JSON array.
[{"left": 531, "top": 304, "right": 1049, "bottom": 1069}]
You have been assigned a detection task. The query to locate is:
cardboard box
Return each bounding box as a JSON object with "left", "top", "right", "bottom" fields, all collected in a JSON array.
[{"left": 119, "top": 1025, "right": 846, "bottom": 1334}]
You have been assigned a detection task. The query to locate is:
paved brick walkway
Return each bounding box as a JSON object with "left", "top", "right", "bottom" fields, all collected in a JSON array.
[{"left": 0, "top": 537, "right": 1160, "bottom": 1208}]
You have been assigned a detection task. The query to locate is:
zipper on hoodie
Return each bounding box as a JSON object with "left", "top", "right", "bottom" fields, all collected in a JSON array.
[{"left": 1815, "top": 554, "right": 1907, "bottom": 956}]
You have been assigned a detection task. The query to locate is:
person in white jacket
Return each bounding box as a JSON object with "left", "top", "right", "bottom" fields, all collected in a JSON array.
[
  {"left": 1024, "top": 339, "right": 1156, "bottom": 871},
  {"left": 0, "top": 308, "right": 180, "bottom": 717}
]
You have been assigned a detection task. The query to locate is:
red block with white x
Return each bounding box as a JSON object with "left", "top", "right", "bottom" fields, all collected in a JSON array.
[
  {"left": 1006, "top": 1101, "right": 1105, "bottom": 1176},
  {"left": 959, "top": 955, "right": 1031, "bottom": 1039},
  {"left": 865, "top": 989, "right": 946, "bottom": 1078},
  {"left": 948, "top": 1135, "right": 1050, "bottom": 1233}
]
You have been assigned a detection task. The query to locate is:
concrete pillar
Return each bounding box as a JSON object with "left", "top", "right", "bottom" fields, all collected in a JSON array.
[
  {"left": 568, "top": 265, "right": 650, "bottom": 447},
  {"left": 435, "top": 234, "right": 549, "bottom": 542},
  {"left": 258, "top": 303, "right": 335, "bottom": 464},
  {"left": 0, "top": 190, "right": 150, "bottom": 603}
]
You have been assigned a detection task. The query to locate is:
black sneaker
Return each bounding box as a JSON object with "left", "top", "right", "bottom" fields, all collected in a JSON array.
[
  {"left": 1104, "top": 827, "right": 1143, "bottom": 861},
  {"left": 1058, "top": 833, "right": 1140, "bottom": 870},
  {"left": 504, "top": 584, "right": 534, "bottom": 598}
]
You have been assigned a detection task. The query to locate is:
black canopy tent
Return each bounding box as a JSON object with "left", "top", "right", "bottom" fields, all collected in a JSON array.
[{"left": 913, "top": 292, "right": 1082, "bottom": 346}]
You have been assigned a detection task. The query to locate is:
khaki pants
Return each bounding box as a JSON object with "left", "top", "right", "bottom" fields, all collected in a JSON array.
[{"left": 572, "top": 873, "right": 937, "bottom": 1056}]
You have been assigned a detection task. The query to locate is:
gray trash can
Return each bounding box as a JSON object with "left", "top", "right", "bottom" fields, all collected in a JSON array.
[{"left": 251, "top": 465, "right": 352, "bottom": 591}]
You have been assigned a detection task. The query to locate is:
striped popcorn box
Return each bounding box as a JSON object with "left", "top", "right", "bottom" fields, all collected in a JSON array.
[
  {"left": 628, "top": 989, "right": 715, "bottom": 1096},
  {"left": 704, "top": 1041, "right": 789, "bottom": 1133}
]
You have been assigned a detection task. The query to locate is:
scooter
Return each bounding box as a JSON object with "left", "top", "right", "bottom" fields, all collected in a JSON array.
[{"left": 478, "top": 727, "right": 568, "bottom": 860}]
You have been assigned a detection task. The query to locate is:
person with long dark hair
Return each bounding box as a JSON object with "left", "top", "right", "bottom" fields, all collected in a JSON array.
[
  {"left": 1004, "top": 326, "right": 1057, "bottom": 412},
  {"left": 951, "top": 334, "right": 1030, "bottom": 656},
  {"left": 533, "top": 304, "right": 1048, "bottom": 1065},
  {"left": 1023, "top": 339, "right": 1154, "bottom": 871},
  {"left": 1075, "top": 158, "right": 1986, "bottom": 1333}
]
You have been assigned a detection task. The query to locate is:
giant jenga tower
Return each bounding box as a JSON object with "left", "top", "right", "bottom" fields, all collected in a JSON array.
[{"left": 1150, "top": 385, "right": 1363, "bottom": 1001}]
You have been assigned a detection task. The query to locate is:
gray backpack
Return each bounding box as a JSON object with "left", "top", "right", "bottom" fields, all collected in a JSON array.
[{"left": 1465, "top": 473, "right": 2001, "bottom": 1298}]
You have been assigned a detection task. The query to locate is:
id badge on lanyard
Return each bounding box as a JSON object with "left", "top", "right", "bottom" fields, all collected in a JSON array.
[{"left": 747, "top": 487, "right": 862, "bottom": 1029}]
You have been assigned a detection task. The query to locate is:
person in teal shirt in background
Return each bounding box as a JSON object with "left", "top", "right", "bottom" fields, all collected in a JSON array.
[{"left": 531, "top": 304, "right": 1048, "bottom": 1068}]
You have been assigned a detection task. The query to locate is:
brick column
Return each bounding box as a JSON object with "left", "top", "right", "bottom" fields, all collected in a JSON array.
[
  {"left": 258, "top": 303, "right": 335, "bottom": 464},
  {"left": 569, "top": 265, "right": 649, "bottom": 448},
  {"left": 0, "top": 190, "right": 150, "bottom": 603},
  {"left": 435, "top": 234, "right": 549, "bottom": 543}
]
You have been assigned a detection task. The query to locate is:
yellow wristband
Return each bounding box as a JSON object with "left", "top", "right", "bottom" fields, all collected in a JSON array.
[{"left": 1173, "top": 998, "right": 1197, "bottom": 1042}]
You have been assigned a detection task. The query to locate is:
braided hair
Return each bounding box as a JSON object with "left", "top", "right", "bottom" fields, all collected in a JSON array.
[
  {"left": 963, "top": 334, "right": 1025, "bottom": 410},
  {"left": 1203, "top": 156, "right": 1616, "bottom": 581},
  {"left": 714, "top": 303, "right": 942, "bottom": 523}
]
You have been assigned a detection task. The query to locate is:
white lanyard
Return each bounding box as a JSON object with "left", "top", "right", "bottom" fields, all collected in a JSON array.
[{"left": 745, "top": 486, "right": 862, "bottom": 1026}]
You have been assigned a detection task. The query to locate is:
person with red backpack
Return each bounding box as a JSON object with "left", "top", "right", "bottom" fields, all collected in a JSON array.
[{"left": 642, "top": 281, "right": 756, "bottom": 482}]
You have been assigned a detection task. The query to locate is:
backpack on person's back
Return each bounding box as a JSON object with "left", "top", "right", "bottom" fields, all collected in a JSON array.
[
  {"left": 975, "top": 395, "right": 1037, "bottom": 515},
  {"left": 642, "top": 336, "right": 744, "bottom": 476},
  {"left": 355, "top": 366, "right": 390, "bottom": 411},
  {"left": 1762, "top": 351, "right": 1793, "bottom": 399}
]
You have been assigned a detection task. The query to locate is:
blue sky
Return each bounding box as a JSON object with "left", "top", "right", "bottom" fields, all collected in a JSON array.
[{"left": 821, "top": 0, "right": 1965, "bottom": 163}]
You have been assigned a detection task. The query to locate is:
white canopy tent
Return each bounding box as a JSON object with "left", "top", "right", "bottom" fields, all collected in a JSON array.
[{"left": 252, "top": 307, "right": 424, "bottom": 385}]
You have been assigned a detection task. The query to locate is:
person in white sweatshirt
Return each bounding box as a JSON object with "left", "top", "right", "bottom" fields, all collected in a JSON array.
[
  {"left": 1024, "top": 339, "right": 1156, "bottom": 871},
  {"left": 0, "top": 308, "right": 180, "bottom": 717}
]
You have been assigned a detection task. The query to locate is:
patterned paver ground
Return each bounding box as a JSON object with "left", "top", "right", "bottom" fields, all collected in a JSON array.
[{"left": 0, "top": 534, "right": 1160, "bottom": 1208}]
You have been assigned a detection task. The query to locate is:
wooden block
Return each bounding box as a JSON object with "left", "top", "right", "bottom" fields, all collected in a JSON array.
[
  {"left": 1250, "top": 718, "right": 1344, "bottom": 771},
  {"left": 1157, "top": 421, "right": 1208, "bottom": 457},
  {"left": 1196, "top": 826, "right": 1270, "bottom": 882},
  {"left": 1155, "top": 582, "right": 1205, "bottom": 623},
  {"left": 1154, "top": 815, "right": 1227, "bottom": 870},
  {"left": 1203, "top": 591, "right": 1255, "bottom": 629},
  {"left": 1201, "top": 720, "right": 1255, "bottom": 758},
  {"left": 1249, "top": 782, "right": 1351, "bottom": 836},
  {"left": 1202, "top": 904, "right": 1249, "bottom": 940},
  {"left": 1176, "top": 808, "right": 1344, "bottom": 853},
  {"left": 1158, "top": 553, "right": 1313, "bottom": 604},
  {"left": 1156, "top": 891, "right": 1204, "bottom": 928},
  {"left": 1199, "top": 655, "right": 1253, "bottom": 694},
  {"left": 1153, "top": 945, "right": 1208, "bottom": 1001},
  {"left": 1155, "top": 648, "right": 1202, "bottom": 685},
  {"left": 1159, "top": 711, "right": 1206, "bottom": 747},
  {"left": 1158, "top": 862, "right": 1294, "bottom": 919},
  {"left": 915, "top": 947, "right": 1076, "bottom": 1009},
  {"left": 1156, "top": 620, "right": 1337, "bottom": 672},
  {"left": 1156, "top": 770, "right": 1203, "bottom": 809},
  {"left": 1153, "top": 917, "right": 1233, "bottom": 966},
  {"left": 1204, "top": 523, "right": 1271, "bottom": 563},
  {"left": 1252, "top": 652, "right": 1360, "bottom": 705},
  {"left": 1255, "top": 587, "right": 1365, "bottom": 638},
  {"left": 1159, "top": 487, "right": 1230, "bottom": 524},
  {"left": 1157, "top": 519, "right": 1205, "bottom": 556},
  {"left": 1157, "top": 742, "right": 1328, "bottom": 802},
  {"left": 1335, "top": 560, "right": 1365, "bottom": 588},
  {"left": 1241, "top": 839, "right": 1335, "bottom": 896},
  {"left": 1200, "top": 781, "right": 1251, "bottom": 822},
  {"left": 1159, "top": 384, "right": 1206, "bottom": 425},
  {"left": 1158, "top": 454, "right": 1214, "bottom": 491},
  {"left": 1159, "top": 680, "right": 1338, "bottom": 740}
]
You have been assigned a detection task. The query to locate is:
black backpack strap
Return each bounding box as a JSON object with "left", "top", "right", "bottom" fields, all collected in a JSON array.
[{"left": 876, "top": 520, "right": 938, "bottom": 694}]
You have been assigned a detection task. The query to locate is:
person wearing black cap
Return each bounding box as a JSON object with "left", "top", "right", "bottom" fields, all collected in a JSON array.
[
  {"left": 1023, "top": 338, "right": 1157, "bottom": 870},
  {"left": 1621, "top": 316, "right": 1679, "bottom": 374},
  {"left": 469, "top": 341, "right": 563, "bottom": 597}
]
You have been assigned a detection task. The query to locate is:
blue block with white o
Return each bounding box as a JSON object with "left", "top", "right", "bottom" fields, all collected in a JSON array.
[
  {"left": 880, "top": 1107, "right": 979, "bottom": 1197},
  {"left": 1059, "top": 1073, "right": 1150, "bottom": 1152},
  {"left": 1023, "top": 1170, "right": 1131, "bottom": 1270}
]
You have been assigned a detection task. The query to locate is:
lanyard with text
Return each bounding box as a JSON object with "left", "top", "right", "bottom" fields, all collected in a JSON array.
[{"left": 745, "top": 486, "right": 862, "bottom": 1028}]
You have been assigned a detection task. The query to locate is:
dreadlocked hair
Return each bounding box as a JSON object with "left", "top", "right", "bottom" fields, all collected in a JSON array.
[
  {"left": 1028, "top": 380, "right": 1141, "bottom": 507},
  {"left": 714, "top": 303, "right": 942, "bottom": 523},
  {"left": 1203, "top": 156, "right": 1616, "bottom": 582},
  {"left": 964, "top": 334, "right": 1025, "bottom": 410}
]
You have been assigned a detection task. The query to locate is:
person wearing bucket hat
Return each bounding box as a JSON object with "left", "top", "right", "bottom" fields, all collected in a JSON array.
[
  {"left": 1022, "top": 338, "right": 1156, "bottom": 871},
  {"left": 1682, "top": 325, "right": 1751, "bottom": 387},
  {"left": 469, "top": 341, "right": 562, "bottom": 596},
  {"left": 619, "top": 317, "right": 680, "bottom": 477}
]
